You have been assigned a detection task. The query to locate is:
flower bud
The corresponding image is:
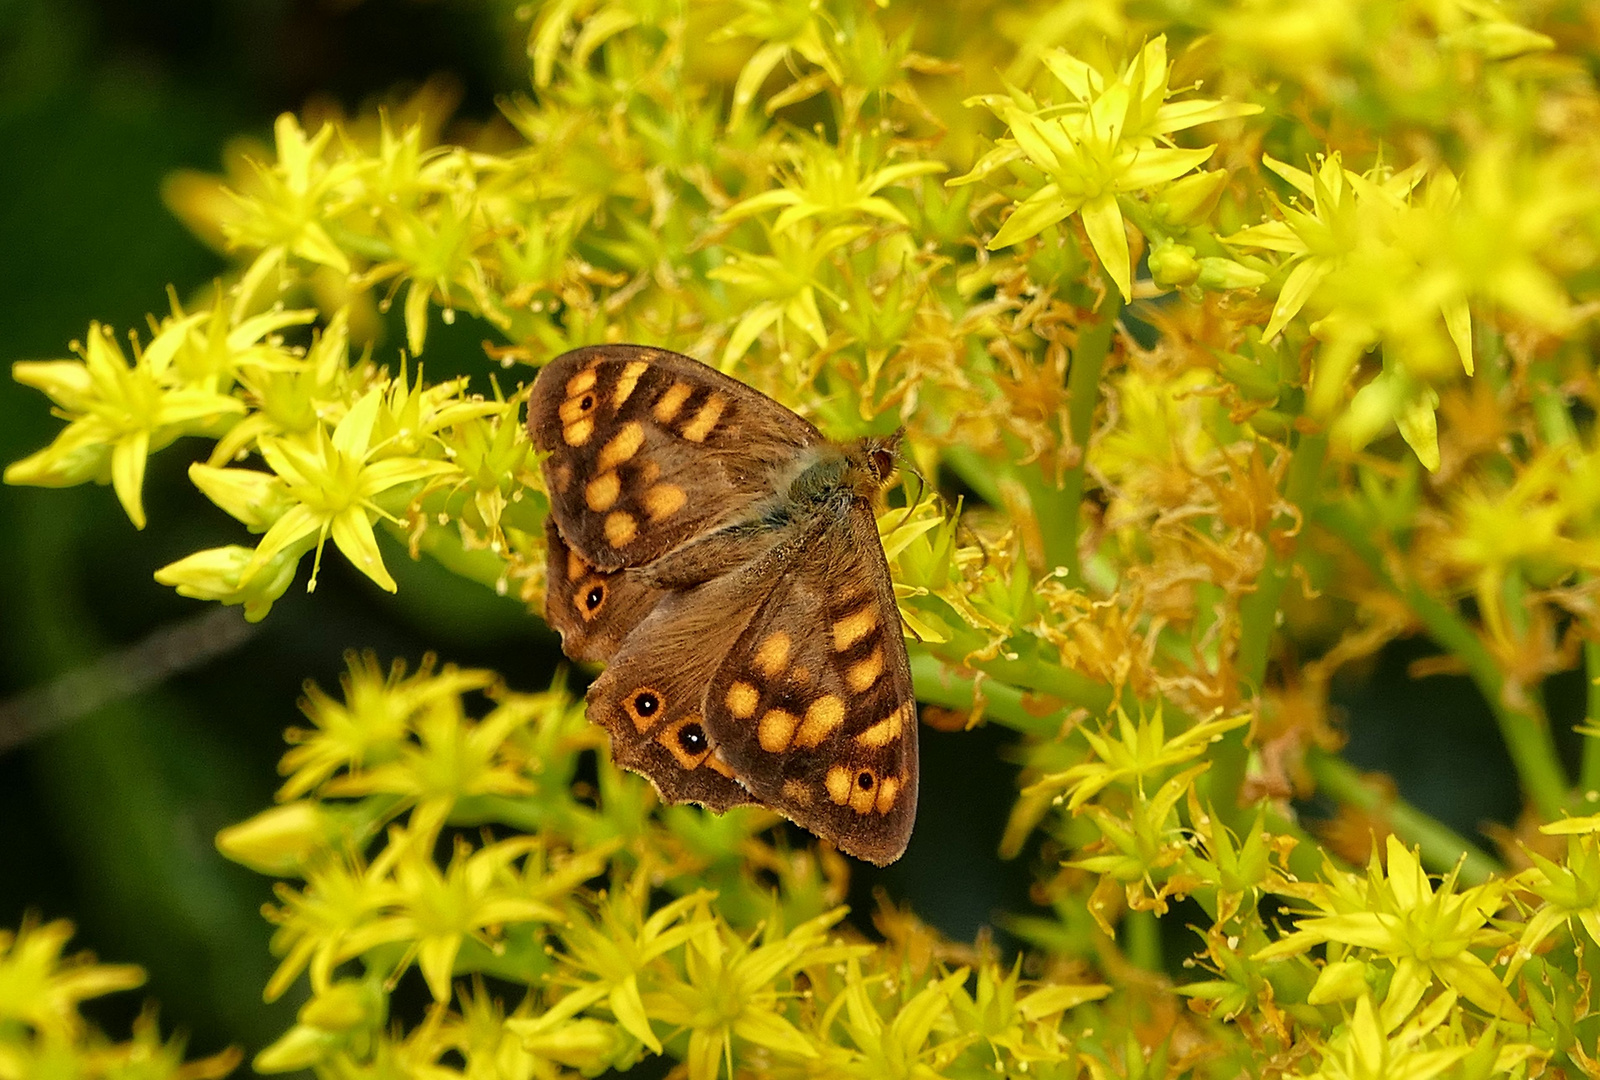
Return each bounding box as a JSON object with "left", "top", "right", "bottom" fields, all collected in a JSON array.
[
  {"left": 1196, "top": 257, "right": 1269, "bottom": 291},
  {"left": 1155, "top": 170, "right": 1230, "bottom": 227},
  {"left": 1149, "top": 239, "right": 1200, "bottom": 288},
  {"left": 189, "top": 463, "right": 292, "bottom": 530},
  {"left": 216, "top": 802, "right": 328, "bottom": 875},
  {"left": 1307, "top": 960, "right": 1370, "bottom": 1004},
  {"left": 517, "top": 1018, "right": 626, "bottom": 1070}
]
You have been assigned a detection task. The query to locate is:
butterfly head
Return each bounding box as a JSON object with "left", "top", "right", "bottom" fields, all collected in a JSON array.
[{"left": 851, "top": 428, "right": 904, "bottom": 494}]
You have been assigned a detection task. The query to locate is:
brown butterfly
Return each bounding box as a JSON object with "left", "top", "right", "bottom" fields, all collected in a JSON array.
[{"left": 527, "top": 344, "right": 918, "bottom": 865}]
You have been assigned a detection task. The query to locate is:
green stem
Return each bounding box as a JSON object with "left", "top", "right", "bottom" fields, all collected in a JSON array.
[
  {"left": 1237, "top": 432, "right": 1327, "bottom": 690},
  {"left": 941, "top": 444, "right": 1006, "bottom": 509},
  {"left": 1524, "top": 371, "right": 1600, "bottom": 796},
  {"left": 1306, "top": 748, "right": 1502, "bottom": 883},
  {"left": 1318, "top": 502, "right": 1569, "bottom": 820},
  {"left": 909, "top": 650, "right": 1069, "bottom": 737},
  {"left": 1122, "top": 908, "right": 1161, "bottom": 971},
  {"left": 942, "top": 294, "right": 1119, "bottom": 582},
  {"left": 1054, "top": 294, "right": 1121, "bottom": 586},
  {"left": 1210, "top": 432, "right": 1328, "bottom": 820}
]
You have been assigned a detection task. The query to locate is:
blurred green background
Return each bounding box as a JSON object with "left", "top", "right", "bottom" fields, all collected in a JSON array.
[{"left": 0, "top": 0, "right": 1575, "bottom": 1067}]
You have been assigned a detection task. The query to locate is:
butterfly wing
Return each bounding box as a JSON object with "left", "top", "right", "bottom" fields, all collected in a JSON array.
[
  {"left": 582, "top": 543, "right": 790, "bottom": 813},
  {"left": 542, "top": 518, "right": 670, "bottom": 663},
  {"left": 703, "top": 502, "right": 918, "bottom": 866},
  {"left": 529, "top": 345, "right": 823, "bottom": 571}
]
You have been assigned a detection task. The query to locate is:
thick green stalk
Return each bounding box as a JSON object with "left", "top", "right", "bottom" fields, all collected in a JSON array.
[
  {"left": 1318, "top": 502, "right": 1569, "bottom": 820},
  {"left": 1306, "top": 748, "right": 1502, "bottom": 883},
  {"left": 909, "top": 650, "right": 1069, "bottom": 737},
  {"left": 1236, "top": 433, "right": 1327, "bottom": 688},
  {"left": 1210, "top": 432, "right": 1328, "bottom": 820},
  {"left": 1122, "top": 908, "right": 1161, "bottom": 970},
  {"left": 1525, "top": 372, "right": 1600, "bottom": 796},
  {"left": 1054, "top": 294, "right": 1121, "bottom": 585}
]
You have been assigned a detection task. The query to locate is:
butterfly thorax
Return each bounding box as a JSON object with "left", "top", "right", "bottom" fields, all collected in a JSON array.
[{"left": 765, "top": 436, "right": 895, "bottom": 524}]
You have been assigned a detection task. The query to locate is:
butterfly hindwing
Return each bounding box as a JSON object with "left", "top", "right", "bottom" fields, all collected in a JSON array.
[
  {"left": 542, "top": 518, "right": 669, "bottom": 663},
  {"left": 703, "top": 502, "right": 918, "bottom": 866},
  {"left": 529, "top": 345, "right": 822, "bottom": 572},
  {"left": 583, "top": 556, "right": 789, "bottom": 813}
]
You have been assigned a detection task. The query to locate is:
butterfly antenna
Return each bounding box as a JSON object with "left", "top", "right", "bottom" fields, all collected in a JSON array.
[{"left": 895, "top": 462, "right": 928, "bottom": 530}]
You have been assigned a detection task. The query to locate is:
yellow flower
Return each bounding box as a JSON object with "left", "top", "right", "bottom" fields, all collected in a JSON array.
[
  {"left": 1256, "top": 836, "right": 1527, "bottom": 1024},
  {"left": 639, "top": 913, "right": 853, "bottom": 1080},
  {"left": 276, "top": 654, "right": 495, "bottom": 800},
  {"left": 953, "top": 36, "right": 1260, "bottom": 300},
  {"left": 0, "top": 919, "right": 144, "bottom": 1039},
  {"left": 224, "top": 114, "right": 362, "bottom": 314},
  {"left": 153, "top": 543, "right": 302, "bottom": 622},
  {"left": 242, "top": 383, "right": 459, "bottom": 593},
  {"left": 709, "top": 223, "right": 868, "bottom": 364},
  {"left": 720, "top": 135, "right": 946, "bottom": 235},
  {"left": 6, "top": 321, "right": 245, "bottom": 528},
  {"left": 1028, "top": 705, "right": 1250, "bottom": 811},
  {"left": 350, "top": 833, "right": 574, "bottom": 1003},
  {"left": 716, "top": 0, "right": 844, "bottom": 127},
  {"left": 323, "top": 687, "right": 541, "bottom": 836}
]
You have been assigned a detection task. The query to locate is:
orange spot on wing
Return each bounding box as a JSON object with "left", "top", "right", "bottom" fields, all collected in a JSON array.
[
  {"left": 605, "top": 511, "right": 638, "bottom": 547},
  {"left": 849, "top": 769, "right": 878, "bottom": 814},
  {"left": 563, "top": 417, "right": 593, "bottom": 446},
  {"left": 758, "top": 709, "right": 798, "bottom": 752},
  {"left": 613, "top": 360, "right": 648, "bottom": 408},
  {"left": 875, "top": 775, "right": 900, "bottom": 814},
  {"left": 643, "top": 484, "right": 686, "bottom": 521},
  {"left": 754, "top": 630, "right": 791, "bottom": 677},
  {"left": 585, "top": 471, "right": 620, "bottom": 511},
  {"left": 724, "top": 681, "right": 759, "bottom": 719},
  {"left": 825, "top": 766, "right": 852, "bottom": 806},
  {"left": 846, "top": 647, "right": 884, "bottom": 693},
  {"left": 854, "top": 708, "right": 902, "bottom": 748},
  {"left": 832, "top": 606, "right": 877, "bottom": 652},
  {"left": 681, "top": 392, "right": 727, "bottom": 442},
  {"left": 793, "top": 695, "right": 845, "bottom": 748},
  {"left": 597, "top": 422, "right": 645, "bottom": 471},
  {"left": 653, "top": 382, "right": 693, "bottom": 423}
]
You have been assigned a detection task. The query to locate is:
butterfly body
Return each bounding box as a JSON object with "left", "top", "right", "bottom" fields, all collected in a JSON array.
[{"left": 529, "top": 345, "right": 918, "bottom": 865}]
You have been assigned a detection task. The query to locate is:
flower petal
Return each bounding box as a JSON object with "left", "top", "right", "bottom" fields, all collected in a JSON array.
[
  {"left": 111, "top": 430, "right": 151, "bottom": 530},
  {"left": 1079, "top": 192, "right": 1131, "bottom": 301},
  {"left": 987, "top": 184, "right": 1078, "bottom": 249},
  {"left": 330, "top": 507, "right": 397, "bottom": 593}
]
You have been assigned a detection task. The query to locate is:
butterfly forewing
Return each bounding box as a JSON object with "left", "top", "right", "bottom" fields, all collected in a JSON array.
[
  {"left": 530, "top": 345, "right": 823, "bottom": 571},
  {"left": 703, "top": 503, "right": 918, "bottom": 866}
]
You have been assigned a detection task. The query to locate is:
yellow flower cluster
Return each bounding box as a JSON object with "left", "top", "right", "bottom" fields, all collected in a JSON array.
[{"left": 0, "top": 919, "right": 239, "bottom": 1080}]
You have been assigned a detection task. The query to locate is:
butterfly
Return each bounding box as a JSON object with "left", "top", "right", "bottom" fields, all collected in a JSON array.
[{"left": 527, "top": 344, "right": 918, "bottom": 865}]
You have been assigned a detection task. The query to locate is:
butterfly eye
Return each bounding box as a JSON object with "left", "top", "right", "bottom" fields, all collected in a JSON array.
[
  {"left": 869, "top": 447, "right": 894, "bottom": 479},
  {"left": 677, "top": 721, "right": 707, "bottom": 754},
  {"left": 857, "top": 770, "right": 875, "bottom": 790},
  {"left": 580, "top": 394, "right": 595, "bottom": 410},
  {"left": 585, "top": 584, "right": 605, "bottom": 610},
  {"left": 633, "top": 691, "right": 660, "bottom": 717}
]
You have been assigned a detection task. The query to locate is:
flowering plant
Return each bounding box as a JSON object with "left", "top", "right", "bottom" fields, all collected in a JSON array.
[{"left": 9, "top": 0, "right": 1600, "bottom": 1075}]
